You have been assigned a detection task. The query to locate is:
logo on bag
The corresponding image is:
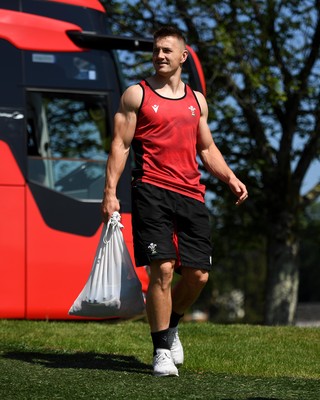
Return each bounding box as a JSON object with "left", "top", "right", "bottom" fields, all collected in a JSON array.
[{"left": 148, "top": 243, "right": 158, "bottom": 255}]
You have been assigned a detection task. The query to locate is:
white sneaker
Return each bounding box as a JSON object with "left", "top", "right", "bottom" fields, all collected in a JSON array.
[
  {"left": 168, "top": 327, "right": 184, "bottom": 366},
  {"left": 153, "top": 349, "right": 179, "bottom": 377}
]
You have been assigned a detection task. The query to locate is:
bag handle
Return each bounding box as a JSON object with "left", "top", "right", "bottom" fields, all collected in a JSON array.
[{"left": 103, "top": 211, "right": 124, "bottom": 244}]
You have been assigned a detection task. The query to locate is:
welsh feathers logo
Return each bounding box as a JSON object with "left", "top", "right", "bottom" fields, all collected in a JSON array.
[
  {"left": 188, "top": 105, "right": 196, "bottom": 116},
  {"left": 148, "top": 243, "right": 158, "bottom": 255}
]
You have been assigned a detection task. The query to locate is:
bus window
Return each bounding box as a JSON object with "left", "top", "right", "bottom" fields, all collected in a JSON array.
[
  {"left": 24, "top": 51, "right": 115, "bottom": 91},
  {"left": 26, "top": 91, "right": 111, "bottom": 201}
]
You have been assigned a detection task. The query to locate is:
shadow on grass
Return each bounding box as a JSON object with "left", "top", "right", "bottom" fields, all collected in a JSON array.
[{"left": 2, "top": 351, "right": 152, "bottom": 375}]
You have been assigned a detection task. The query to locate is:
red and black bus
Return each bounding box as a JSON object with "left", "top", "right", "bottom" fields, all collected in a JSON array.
[{"left": 0, "top": 0, "right": 206, "bottom": 319}]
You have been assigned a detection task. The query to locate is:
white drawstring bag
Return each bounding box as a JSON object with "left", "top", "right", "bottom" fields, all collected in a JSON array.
[{"left": 69, "top": 212, "right": 145, "bottom": 318}]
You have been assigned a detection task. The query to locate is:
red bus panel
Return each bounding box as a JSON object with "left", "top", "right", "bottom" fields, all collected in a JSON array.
[
  {"left": 0, "top": 142, "right": 25, "bottom": 318},
  {"left": 0, "top": 10, "right": 83, "bottom": 52}
]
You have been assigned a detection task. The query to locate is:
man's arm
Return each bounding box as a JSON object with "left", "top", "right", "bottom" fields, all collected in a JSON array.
[
  {"left": 101, "top": 84, "right": 142, "bottom": 222},
  {"left": 195, "top": 91, "right": 248, "bottom": 206}
]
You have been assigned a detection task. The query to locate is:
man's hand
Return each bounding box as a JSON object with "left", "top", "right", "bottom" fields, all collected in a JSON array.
[
  {"left": 228, "top": 176, "right": 248, "bottom": 206},
  {"left": 101, "top": 192, "right": 120, "bottom": 224}
]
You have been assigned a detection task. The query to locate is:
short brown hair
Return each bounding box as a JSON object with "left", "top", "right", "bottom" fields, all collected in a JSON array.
[{"left": 153, "top": 26, "right": 186, "bottom": 45}]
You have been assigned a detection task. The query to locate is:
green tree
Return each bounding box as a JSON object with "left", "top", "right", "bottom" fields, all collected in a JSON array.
[{"left": 103, "top": 0, "right": 320, "bottom": 325}]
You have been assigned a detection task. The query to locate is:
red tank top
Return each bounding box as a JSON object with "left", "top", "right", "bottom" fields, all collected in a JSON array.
[{"left": 132, "top": 79, "right": 206, "bottom": 202}]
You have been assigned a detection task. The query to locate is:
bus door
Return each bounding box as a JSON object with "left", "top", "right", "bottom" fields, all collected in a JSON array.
[{"left": 25, "top": 89, "right": 118, "bottom": 319}]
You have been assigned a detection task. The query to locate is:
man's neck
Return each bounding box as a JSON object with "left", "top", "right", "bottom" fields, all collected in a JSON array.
[{"left": 147, "top": 75, "right": 185, "bottom": 98}]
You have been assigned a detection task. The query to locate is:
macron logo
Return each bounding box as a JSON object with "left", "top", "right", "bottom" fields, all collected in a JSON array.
[{"left": 152, "top": 104, "right": 159, "bottom": 113}]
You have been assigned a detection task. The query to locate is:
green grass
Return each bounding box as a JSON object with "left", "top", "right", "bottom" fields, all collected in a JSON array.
[{"left": 0, "top": 320, "right": 319, "bottom": 399}]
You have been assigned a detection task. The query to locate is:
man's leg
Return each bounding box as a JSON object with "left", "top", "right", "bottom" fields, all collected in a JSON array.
[
  {"left": 146, "top": 259, "right": 175, "bottom": 332},
  {"left": 147, "top": 259, "right": 179, "bottom": 377},
  {"left": 172, "top": 267, "right": 209, "bottom": 315},
  {"left": 168, "top": 267, "right": 209, "bottom": 365}
]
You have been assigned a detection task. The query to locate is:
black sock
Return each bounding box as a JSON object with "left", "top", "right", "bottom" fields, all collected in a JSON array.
[
  {"left": 151, "top": 328, "right": 170, "bottom": 355},
  {"left": 169, "top": 311, "right": 184, "bottom": 328}
]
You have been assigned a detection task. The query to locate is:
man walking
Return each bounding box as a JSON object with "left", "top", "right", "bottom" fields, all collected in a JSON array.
[{"left": 101, "top": 26, "right": 248, "bottom": 377}]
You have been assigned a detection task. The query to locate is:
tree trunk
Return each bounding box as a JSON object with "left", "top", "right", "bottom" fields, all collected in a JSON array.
[{"left": 264, "top": 212, "right": 300, "bottom": 325}]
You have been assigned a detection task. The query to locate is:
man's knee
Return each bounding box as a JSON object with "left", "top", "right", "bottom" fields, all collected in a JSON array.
[
  {"left": 149, "top": 259, "right": 175, "bottom": 289},
  {"left": 193, "top": 269, "right": 209, "bottom": 288},
  {"left": 181, "top": 268, "right": 209, "bottom": 289}
]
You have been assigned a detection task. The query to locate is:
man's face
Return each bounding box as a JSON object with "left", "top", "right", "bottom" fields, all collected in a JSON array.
[{"left": 152, "top": 36, "right": 188, "bottom": 76}]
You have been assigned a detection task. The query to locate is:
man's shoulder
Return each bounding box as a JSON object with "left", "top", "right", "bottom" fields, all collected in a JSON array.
[
  {"left": 191, "top": 88, "right": 205, "bottom": 100},
  {"left": 192, "top": 89, "right": 207, "bottom": 110},
  {"left": 122, "top": 84, "right": 144, "bottom": 110},
  {"left": 124, "top": 82, "right": 144, "bottom": 95}
]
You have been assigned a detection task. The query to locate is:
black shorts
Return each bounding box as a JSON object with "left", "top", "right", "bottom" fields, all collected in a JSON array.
[{"left": 131, "top": 181, "right": 212, "bottom": 271}]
